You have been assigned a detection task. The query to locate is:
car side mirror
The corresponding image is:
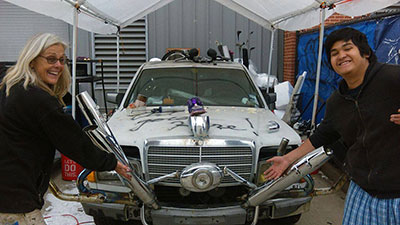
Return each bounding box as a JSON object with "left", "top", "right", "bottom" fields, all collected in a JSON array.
[
  {"left": 106, "top": 92, "right": 125, "bottom": 105},
  {"left": 263, "top": 92, "right": 276, "bottom": 105}
]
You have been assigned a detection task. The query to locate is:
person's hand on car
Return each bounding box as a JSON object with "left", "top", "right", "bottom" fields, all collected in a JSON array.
[
  {"left": 263, "top": 156, "right": 291, "bottom": 180},
  {"left": 264, "top": 139, "right": 316, "bottom": 181},
  {"left": 390, "top": 109, "right": 400, "bottom": 125},
  {"left": 115, "top": 161, "right": 132, "bottom": 179}
]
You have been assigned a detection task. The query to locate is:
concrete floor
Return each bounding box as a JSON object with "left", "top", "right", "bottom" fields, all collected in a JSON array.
[{"left": 297, "top": 171, "right": 346, "bottom": 225}]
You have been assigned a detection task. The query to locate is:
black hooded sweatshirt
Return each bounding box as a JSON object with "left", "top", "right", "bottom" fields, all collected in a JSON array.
[{"left": 310, "top": 62, "right": 400, "bottom": 199}]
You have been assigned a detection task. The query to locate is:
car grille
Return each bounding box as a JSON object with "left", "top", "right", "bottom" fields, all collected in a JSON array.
[{"left": 146, "top": 146, "right": 253, "bottom": 185}]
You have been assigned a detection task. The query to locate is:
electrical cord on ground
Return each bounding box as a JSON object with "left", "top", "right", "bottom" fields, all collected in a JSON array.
[{"left": 44, "top": 213, "right": 94, "bottom": 225}]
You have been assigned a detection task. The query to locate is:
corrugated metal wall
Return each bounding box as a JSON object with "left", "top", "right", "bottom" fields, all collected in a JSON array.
[
  {"left": 92, "top": 19, "right": 147, "bottom": 109},
  {"left": 93, "top": 19, "right": 147, "bottom": 91},
  {"left": 0, "top": 0, "right": 69, "bottom": 61},
  {"left": 147, "top": 0, "right": 282, "bottom": 77}
]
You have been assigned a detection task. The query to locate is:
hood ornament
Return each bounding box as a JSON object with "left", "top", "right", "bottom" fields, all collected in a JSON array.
[
  {"left": 187, "top": 97, "right": 209, "bottom": 138},
  {"left": 189, "top": 115, "right": 210, "bottom": 138}
]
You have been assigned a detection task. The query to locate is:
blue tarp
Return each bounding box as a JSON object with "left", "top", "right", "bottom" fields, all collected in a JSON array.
[
  {"left": 375, "top": 16, "right": 400, "bottom": 64},
  {"left": 297, "top": 15, "right": 400, "bottom": 123}
]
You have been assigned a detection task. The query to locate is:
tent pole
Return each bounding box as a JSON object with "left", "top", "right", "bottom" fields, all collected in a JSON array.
[
  {"left": 311, "top": 7, "right": 325, "bottom": 132},
  {"left": 116, "top": 33, "right": 120, "bottom": 92},
  {"left": 267, "top": 28, "right": 275, "bottom": 92},
  {"left": 71, "top": 5, "right": 79, "bottom": 119}
]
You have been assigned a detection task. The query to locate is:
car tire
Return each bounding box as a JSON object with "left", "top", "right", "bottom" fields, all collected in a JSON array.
[
  {"left": 93, "top": 216, "right": 142, "bottom": 225},
  {"left": 257, "top": 214, "right": 301, "bottom": 225}
]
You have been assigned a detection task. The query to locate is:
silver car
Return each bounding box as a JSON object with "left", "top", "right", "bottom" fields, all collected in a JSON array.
[{"left": 78, "top": 59, "right": 328, "bottom": 225}]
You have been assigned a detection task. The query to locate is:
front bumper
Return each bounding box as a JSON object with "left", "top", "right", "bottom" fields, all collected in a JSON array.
[
  {"left": 82, "top": 196, "right": 311, "bottom": 225},
  {"left": 151, "top": 205, "right": 247, "bottom": 225}
]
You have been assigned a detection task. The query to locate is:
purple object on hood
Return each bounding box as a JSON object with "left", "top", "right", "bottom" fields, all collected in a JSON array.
[{"left": 187, "top": 97, "right": 206, "bottom": 116}]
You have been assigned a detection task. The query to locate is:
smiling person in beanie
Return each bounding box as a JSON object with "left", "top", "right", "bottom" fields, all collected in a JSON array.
[
  {"left": 264, "top": 27, "right": 400, "bottom": 225},
  {"left": 0, "top": 33, "right": 132, "bottom": 225}
]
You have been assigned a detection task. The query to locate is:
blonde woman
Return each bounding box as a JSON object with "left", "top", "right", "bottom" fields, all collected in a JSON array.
[{"left": 0, "top": 33, "right": 131, "bottom": 225}]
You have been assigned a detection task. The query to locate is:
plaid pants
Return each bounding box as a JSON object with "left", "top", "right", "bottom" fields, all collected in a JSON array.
[
  {"left": 343, "top": 181, "right": 400, "bottom": 225},
  {"left": 0, "top": 209, "right": 46, "bottom": 225}
]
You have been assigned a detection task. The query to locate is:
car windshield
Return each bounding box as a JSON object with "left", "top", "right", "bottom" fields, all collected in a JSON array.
[{"left": 126, "top": 67, "right": 263, "bottom": 107}]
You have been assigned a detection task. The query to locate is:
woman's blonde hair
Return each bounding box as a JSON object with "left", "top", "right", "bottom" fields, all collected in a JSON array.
[{"left": 0, "top": 33, "right": 71, "bottom": 105}]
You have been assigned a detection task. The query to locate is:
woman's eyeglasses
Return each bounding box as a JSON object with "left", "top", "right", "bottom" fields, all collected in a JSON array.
[{"left": 38, "top": 55, "right": 68, "bottom": 65}]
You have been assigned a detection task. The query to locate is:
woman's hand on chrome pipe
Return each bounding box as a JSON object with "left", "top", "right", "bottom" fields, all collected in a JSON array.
[{"left": 115, "top": 161, "right": 132, "bottom": 179}]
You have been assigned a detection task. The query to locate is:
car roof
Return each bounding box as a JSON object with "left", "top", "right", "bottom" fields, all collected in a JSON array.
[{"left": 142, "top": 60, "right": 246, "bottom": 70}]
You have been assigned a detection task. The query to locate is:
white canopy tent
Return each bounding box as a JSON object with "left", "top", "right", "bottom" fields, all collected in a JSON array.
[
  {"left": 5, "top": 0, "right": 398, "bottom": 34},
  {"left": 4, "top": 0, "right": 400, "bottom": 122}
]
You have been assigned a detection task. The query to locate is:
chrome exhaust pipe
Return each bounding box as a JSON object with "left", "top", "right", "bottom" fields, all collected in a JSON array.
[
  {"left": 76, "top": 91, "right": 160, "bottom": 209},
  {"left": 243, "top": 147, "right": 332, "bottom": 208}
]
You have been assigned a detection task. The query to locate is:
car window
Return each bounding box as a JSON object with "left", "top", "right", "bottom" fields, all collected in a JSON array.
[{"left": 126, "top": 67, "right": 262, "bottom": 107}]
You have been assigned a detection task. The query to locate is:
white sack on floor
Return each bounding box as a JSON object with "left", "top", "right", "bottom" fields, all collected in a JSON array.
[{"left": 253, "top": 73, "right": 278, "bottom": 90}]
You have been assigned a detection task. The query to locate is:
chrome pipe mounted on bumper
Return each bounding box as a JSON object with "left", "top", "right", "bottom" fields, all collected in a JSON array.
[
  {"left": 243, "top": 147, "right": 332, "bottom": 208},
  {"left": 76, "top": 91, "right": 160, "bottom": 209}
]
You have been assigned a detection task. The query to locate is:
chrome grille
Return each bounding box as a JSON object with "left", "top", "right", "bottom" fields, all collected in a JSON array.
[{"left": 146, "top": 145, "right": 253, "bottom": 185}]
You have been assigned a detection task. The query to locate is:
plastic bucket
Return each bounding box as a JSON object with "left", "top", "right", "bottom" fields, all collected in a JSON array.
[{"left": 61, "top": 154, "right": 84, "bottom": 181}]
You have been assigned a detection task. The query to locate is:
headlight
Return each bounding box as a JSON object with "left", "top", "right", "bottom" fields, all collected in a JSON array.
[
  {"left": 97, "top": 170, "right": 120, "bottom": 181},
  {"left": 256, "top": 160, "right": 272, "bottom": 185}
]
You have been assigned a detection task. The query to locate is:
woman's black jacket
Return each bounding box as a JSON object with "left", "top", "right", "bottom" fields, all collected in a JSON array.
[{"left": 0, "top": 83, "right": 117, "bottom": 213}]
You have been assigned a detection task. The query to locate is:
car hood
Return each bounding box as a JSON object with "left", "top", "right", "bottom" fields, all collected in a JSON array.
[{"left": 107, "top": 106, "right": 301, "bottom": 148}]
